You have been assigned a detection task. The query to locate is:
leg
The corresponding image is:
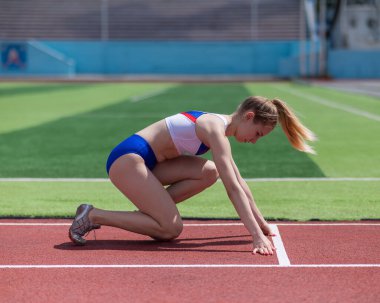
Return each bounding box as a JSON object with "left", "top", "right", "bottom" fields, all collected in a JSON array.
[
  {"left": 90, "top": 153, "right": 183, "bottom": 240},
  {"left": 152, "top": 156, "right": 219, "bottom": 203}
]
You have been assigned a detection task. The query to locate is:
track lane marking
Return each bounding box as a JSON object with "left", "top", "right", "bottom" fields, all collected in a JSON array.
[
  {"left": 0, "top": 264, "right": 379, "bottom": 269},
  {"left": 0, "top": 223, "right": 379, "bottom": 226},
  {"left": 270, "top": 224, "right": 291, "bottom": 266},
  {"left": 1, "top": 223, "right": 378, "bottom": 269}
]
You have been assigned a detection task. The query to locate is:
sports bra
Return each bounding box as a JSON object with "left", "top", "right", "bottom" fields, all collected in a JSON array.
[{"left": 165, "top": 111, "right": 228, "bottom": 156}]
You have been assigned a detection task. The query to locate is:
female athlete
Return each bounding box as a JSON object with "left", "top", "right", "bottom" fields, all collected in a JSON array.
[{"left": 69, "top": 96, "right": 316, "bottom": 256}]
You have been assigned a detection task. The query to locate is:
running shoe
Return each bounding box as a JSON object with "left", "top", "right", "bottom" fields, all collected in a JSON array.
[{"left": 68, "top": 204, "right": 101, "bottom": 245}]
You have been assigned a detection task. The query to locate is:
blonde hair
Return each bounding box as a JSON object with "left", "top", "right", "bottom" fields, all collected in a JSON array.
[{"left": 237, "top": 96, "right": 317, "bottom": 154}]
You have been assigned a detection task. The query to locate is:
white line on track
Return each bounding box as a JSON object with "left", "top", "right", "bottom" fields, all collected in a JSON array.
[
  {"left": 270, "top": 225, "right": 291, "bottom": 266},
  {"left": 276, "top": 86, "right": 380, "bottom": 122},
  {"left": 0, "top": 223, "right": 379, "bottom": 226},
  {"left": 274, "top": 223, "right": 380, "bottom": 226},
  {"left": 243, "top": 177, "right": 380, "bottom": 182},
  {"left": 0, "top": 178, "right": 109, "bottom": 182},
  {"left": 1, "top": 177, "right": 379, "bottom": 182},
  {"left": 0, "top": 264, "right": 379, "bottom": 269},
  {"left": 1, "top": 224, "right": 378, "bottom": 269}
]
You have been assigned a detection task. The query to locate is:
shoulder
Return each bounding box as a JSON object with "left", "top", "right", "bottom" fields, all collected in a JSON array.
[
  {"left": 196, "top": 113, "right": 230, "bottom": 150},
  {"left": 197, "top": 113, "right": 226, "bottom": 135}
]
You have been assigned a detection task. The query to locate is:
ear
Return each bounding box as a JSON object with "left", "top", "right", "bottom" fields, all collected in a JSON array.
[{"left": 245, "top": 111, "right": 255, "bottom": 121}]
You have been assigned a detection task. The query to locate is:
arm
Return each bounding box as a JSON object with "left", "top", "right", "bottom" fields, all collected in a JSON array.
[
  {"left": 230, "top": 158, "right": 276, "bottom": 236},
  {"left": 197, "top": 119, "right": 275, "bottom": 255},
  {"left": 210, "top": 136, "right": 263, "bottom": 239}
]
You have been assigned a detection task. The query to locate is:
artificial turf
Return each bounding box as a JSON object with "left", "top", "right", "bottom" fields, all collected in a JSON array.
[{"left": 0, "top": 82, "right": 379, "bottom": 220}]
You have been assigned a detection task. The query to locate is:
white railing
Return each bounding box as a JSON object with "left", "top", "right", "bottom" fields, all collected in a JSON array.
[{"left": 28, "top": 40, "right": 76, "bottom": 77}]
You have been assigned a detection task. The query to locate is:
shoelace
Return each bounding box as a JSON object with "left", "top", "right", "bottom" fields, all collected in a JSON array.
[
  {"left": 72, "top": 217, "right": 95, "bottom": 236},
  {"left": 83, "top": 229, "right": 97, "bottom": 241},
  {"left": 71, "top": 208, "right": 100, "bottom": 241},
  {"left": 73, "top": 219, "right": 91, "bottom": 236}
]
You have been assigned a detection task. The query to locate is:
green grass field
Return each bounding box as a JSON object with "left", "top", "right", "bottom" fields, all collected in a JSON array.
[{"left": 0, "top": 81, "right": 379, "bottom": 220}]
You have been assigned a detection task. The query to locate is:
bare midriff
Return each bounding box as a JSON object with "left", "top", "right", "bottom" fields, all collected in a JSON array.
[{"left": 136, "top": 119, "right": 179, "bottom": 163}]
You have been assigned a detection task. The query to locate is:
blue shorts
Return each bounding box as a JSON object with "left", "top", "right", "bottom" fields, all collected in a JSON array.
[{"left": 106, "top": 134, "right": 158, "bottom": 175}]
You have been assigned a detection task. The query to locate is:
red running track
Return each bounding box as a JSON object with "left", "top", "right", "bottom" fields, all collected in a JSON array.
[{"left": 0, "top": 220, "right": 379, "bottom": 303}]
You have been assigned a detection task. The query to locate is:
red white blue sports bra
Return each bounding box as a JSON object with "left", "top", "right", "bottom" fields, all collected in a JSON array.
[{"left": 165, "top": 111, "right": 228, "bottom": 156}]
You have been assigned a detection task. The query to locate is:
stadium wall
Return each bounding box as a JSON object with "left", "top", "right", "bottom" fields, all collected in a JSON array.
[
  {"left": 43, "top": 40, "right": 300, "bottom": 76},
  {"left": 1, "top": 40, "right": 379, "bottom": 78},
  {"left": 328, "top": 50, "right": 380, "bottom": 79},
  {"left": 0, "top": 40, "right": 300, "bottom": 77}
]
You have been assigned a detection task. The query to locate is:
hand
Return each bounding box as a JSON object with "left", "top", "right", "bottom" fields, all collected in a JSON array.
[
  {"left": 260, "top": 223, "right": 276, "bottom": 237},
  {"left": 252, "top": 236, "right": 276, "bottom": 256}
]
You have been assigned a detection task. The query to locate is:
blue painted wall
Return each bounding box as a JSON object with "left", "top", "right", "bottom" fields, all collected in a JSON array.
[
  {"left": 0, "top": 41, "right": 74, "bottom": 76},
  {"left": 1, "top": 40, "right": 300, "bottom": 76},
  {"left": 1, "top": 40, "right": 379, "bottom": 78},
  {"left": 44, "top": 40, "right": 300, "bottom": 75},
  {"left": 328, "top": 50, "right": 380, "bottom": 79}
]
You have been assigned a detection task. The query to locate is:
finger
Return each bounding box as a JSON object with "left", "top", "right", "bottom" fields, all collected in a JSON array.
[{"left": 259, "top": 248, "right": 267, "bottom": 255}]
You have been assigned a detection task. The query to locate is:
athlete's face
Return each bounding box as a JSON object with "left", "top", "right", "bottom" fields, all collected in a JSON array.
[{"left": 235, "top": 112, "right": 275, "bottom": 144}]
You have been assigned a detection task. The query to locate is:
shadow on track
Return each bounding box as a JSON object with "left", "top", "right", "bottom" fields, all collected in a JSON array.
[{"left": 54, "top": 234, "right": 252, "bottom": 253}]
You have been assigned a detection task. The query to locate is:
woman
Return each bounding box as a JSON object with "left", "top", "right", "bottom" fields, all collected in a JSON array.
[{"left": 69, "top": 96, "right": 316, "bottom": 256}]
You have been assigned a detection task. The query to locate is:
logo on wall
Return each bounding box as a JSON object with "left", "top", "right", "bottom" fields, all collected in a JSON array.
[{"left": 1, "top": 43, "right": 27, "bottom": 70}]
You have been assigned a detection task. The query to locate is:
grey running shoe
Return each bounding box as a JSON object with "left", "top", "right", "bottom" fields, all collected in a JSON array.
[{"left": 69, "top": 204, "right": 101, "bottom": 245}]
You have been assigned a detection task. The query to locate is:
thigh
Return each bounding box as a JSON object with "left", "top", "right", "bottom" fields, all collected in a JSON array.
[
  {"left": 108, "top": 153, "right": 181, "bottom": 224},
  {"left": 152, "top": 155, "right": 217, "bottom": 185}
]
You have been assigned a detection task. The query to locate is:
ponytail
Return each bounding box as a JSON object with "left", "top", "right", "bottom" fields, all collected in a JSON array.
[{"left": 271, "top": 98, "right": 317, "bottom": 154}]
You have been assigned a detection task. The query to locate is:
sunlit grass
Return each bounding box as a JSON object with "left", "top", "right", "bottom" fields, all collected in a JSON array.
[{"left": 0, "top": 81, "right": 379, "bottom": 220}]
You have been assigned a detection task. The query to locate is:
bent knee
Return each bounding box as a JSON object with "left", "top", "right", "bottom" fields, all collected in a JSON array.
[
  {"left": 155, "top": 221, "right": 183, "bottom": 241},
  {"left": 202, "top": 161, "right": 219, "bottom": 186}
]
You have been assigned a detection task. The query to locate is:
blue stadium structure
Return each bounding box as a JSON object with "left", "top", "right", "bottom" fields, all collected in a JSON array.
[{"left": 0, "top": 0, "right": 379, "bottom": 78}]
